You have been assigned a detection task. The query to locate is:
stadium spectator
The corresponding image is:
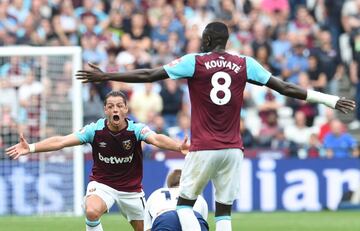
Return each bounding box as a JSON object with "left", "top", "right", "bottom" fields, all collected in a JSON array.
[
  {"left": 168, "top": 111, "right": 190, "bottom": 142},
  {"left": 301, "top": 133, "right": 324, "bottom": 159},
  {"left": 312, "top": 29, "right": 344, "bottom": 94},
  {"left": 129, "top": 82, "right": 163, "bottom": 123},
  {"left": 287, "top": 72, "right": 318, "bottom": 126},
  {"left": 284, "top": 110, "right": 313, "bottom": 148},
  {"left": 257, "top": 110, "right": 281, "bottom": 147},
  {"left": 323, "top": 119, "right": 359, "bottom": 158},
  {"left": 160, "top": 79, "right": 183, "bottom": 128},
  {"left": 281, "top": 34, "right": 309, "bottom": 84},
  {"left": 349, "top": 26, "right": 360, "bottom": 129},
  {"left": 270, "top": 127, "right": 298, "bottom": 157},
  {"left": 52, "top": 0, "right": 78, "bottom": 46},
  {"left": 122, "top": 12, "right": 151, "bottom": 51},
  {"left": 6, "top": 91, "right": 189, "bottom": 231},
  {"left": 307, "top": 54, "right": 327, "bottom": 92},
  {"left": 240, "top": 117, "right": 255, "bottom": 148}
]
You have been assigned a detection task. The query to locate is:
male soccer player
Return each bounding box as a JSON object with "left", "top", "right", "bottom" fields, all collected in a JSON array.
[
  {"left": 144, "top": 169, "right": 208, "bottom": 231},
  {"left": 76, "top": 22, "right": 356, "bottom": 231},
  {"left": 6, "top": 91, "right": 189, "bottom": 231}
]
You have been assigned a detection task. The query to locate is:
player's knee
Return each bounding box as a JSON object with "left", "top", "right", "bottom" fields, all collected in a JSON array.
[{"left": 85, "top": 205, "right": 103, "bottom": 221}]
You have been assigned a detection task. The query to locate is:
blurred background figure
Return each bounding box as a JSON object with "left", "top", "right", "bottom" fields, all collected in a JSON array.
[{"left": 323, "top": 119, "right": 359, "bottom": 158}]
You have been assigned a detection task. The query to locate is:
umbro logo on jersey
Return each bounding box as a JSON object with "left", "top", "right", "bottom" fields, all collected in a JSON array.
[
  {"left": 219, "top": 56, "right": 225, "bottom": 60},
  {"left": 122, "top": 139, "right": 132, "bottom": 150},
  {"left": 89, "top": 188, "right": 96, "bottom": 193},
  {"left": 99, "top": 142, "right": 107, "bottom": 148}
]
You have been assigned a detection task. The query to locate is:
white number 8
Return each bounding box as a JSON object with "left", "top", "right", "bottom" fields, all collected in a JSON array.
[{"left": 210, "top": 71, "right": 232, "bottom": 105}]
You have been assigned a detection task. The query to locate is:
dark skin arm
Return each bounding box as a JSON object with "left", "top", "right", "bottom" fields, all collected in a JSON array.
[
  {"left": 76, "top": 63, "right": 356, "bottom": 114},
  {"left": 265, "top": 76, "right": 356, "bottom": 114},
  {"left": 76, "top": 63, "right": 169, "bottom": 83}
]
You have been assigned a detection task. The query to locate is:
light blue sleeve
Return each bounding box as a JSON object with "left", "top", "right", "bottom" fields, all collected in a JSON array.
[
  {"left": 128, "top": 121, "right": 155, "bottom": 141},
  {"left": 163, "top": 53, "right": 197, "bottom": 79},
  {"left": 75, "top": 119, "right": 105, "bottom": 144},
  {"left": 244, "top": 56, "right": 272, "bottom": 85}
]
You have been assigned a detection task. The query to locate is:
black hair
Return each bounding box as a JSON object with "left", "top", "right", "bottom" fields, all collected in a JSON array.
[
  {"left": 204, "top": 22, "right": 229, "bottom": 41},
  {"left": 104, "top": 91, "right": 127, "bottom": 106}
]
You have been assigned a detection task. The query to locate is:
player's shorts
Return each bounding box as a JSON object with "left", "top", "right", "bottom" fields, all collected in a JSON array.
[
  {"left": 84, "top": 181, "right": 145, "bottom": 221},
  {"left": 152, "top": 210, "right": 209, "bottom": 231},
  {"left": 179, "top": 148, "right": 244, "bottom": 205}
]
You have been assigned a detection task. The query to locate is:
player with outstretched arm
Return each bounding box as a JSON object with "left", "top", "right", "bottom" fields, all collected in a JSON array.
[
  {"left": 76, "top": 22, "right": 356, "bottom": 231},
  {"left": 6, "top": 91, "right": 189, "bottom": 231},
  {"left": 145, "top": 169, "right": 208, "bottom": 231}
]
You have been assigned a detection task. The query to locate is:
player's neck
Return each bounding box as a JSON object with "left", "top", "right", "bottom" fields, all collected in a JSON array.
[{"left": 211, "top": 46, "right": 226, "bottom": 53}]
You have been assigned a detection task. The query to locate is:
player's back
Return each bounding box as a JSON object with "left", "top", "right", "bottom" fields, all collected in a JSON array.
[
  {"left": 164, "top": 51, "right": 271, "bottom": 151},
  {"left": 188, "top": 52, "right": 247, "bottom": 151}
]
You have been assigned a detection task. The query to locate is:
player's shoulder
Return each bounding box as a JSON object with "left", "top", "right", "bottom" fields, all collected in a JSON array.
[
  {"left": 84, "top": 118, "right": 106, "bottom": 130},
  {"left": 126, "top": 119, "right": 146, "bottom": 132}
]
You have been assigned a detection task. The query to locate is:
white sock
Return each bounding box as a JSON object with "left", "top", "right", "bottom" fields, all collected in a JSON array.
[
  {"left": 86, "top": 218, "right": 103, "bottom": 231},
  {"left": 215, "top": 216, "right": 232, "bottom": 231},
  {"left": 176, "top": 206, "right": 201, "bottom": 231}
]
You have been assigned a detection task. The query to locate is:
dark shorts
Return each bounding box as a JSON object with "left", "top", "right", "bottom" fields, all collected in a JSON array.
[{"left": 152, "top": 210, "right": 209, "bottom": 231}]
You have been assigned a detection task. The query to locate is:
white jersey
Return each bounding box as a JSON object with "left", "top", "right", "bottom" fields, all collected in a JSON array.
[{"left": 144, "top": 187, "right": 208, "bottom": 230}]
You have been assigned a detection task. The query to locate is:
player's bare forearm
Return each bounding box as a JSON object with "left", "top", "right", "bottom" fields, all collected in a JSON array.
[
  {"left": 31, "top": 134, "right": 81, "bottom": 153},
  {"left": 265, "top": 76, "right": 307, "bottom": 100},
  {"left": 76, "top": 63, "right": 169, "bottom": 83},
  {"left": 146, "top": 134, "right": 189, "bottom": 154},
  {"left": 265, "top": 76, "right": 356, "bottom": 113},
  {"left": 147, "top": 134, "right": 182, "bottom": 152}
]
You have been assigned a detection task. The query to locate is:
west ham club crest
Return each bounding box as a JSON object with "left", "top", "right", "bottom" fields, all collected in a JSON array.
[{"left": 122, "top": 139, "right": 132, "bottom": 150}]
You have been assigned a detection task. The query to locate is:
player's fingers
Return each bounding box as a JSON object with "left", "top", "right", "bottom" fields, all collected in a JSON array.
[
  {"left": 183, "top": 135, "right": 188, "bottom": 144},
  {"left": 7, "top": 149, "right": 18, "bottom": 157},
  {"left": 88, "top": 62, "right": 100, "bottom": 70},
  {"left": 13, "top": 153, "right": 22, "bottom": 160},
  {"left": 340, "top": 100, "right": 356, "bottom": 107},
  {"left": 5, "top": 145, "right": 15, "bottom": 153}
]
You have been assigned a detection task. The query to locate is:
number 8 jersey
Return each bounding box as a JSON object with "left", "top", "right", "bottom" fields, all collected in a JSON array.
[{"left": 163, "top": 52, "right": 272, "bottom": 151}]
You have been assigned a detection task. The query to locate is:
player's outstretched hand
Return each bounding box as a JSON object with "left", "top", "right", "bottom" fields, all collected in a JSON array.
[
  {"left": 179, "top": 136, "right": 190, "bottom": 155},
  {"left": 5, "top": 133, "right": 30, "bottom": 159},
  {"left": 76, "top": 62, "right": 107, "bottom": 83},
  {"left": 335, "top": 97, "right": 356, "bottom": 114}
]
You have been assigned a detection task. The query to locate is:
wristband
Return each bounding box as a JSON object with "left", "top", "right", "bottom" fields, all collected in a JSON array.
[
  {"left": 306, "top": 89, "right": 339, "bottom": 109},
  {"left": 29, "top": 143, "right": 36, "bottom": 153}
]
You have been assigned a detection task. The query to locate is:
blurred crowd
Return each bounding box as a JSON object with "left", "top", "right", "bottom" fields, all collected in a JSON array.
[{"left": 1, "top": 0, "right": 360, "bottom": 159}]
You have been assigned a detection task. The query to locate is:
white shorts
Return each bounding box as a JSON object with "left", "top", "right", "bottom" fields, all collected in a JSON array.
[
  {"left": 84, "top": 181, "right": 146, "bottom": 221},
  {"left": 179, "top": 148, "right": 244, "bottom": 205}
]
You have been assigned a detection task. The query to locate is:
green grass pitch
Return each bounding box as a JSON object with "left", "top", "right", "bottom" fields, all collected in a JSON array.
[{"left": 0, "top": 211, "right": 359, "bottom": 231}]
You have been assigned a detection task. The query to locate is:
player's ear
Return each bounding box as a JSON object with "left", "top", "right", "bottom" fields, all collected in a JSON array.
[{"left": 123, "top": 104, "right": 129, "bottom": 114}]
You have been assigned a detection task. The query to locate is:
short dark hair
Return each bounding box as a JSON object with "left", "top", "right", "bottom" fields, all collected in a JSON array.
[
  {"left": 167, "top": 169, "right": 182, "bottom": 188},
  {"left": 104, "top": 91, "right": 127, "bottom": 106},
  {"left": 204, "top": 22, "right": 229, "bottom": 40}
]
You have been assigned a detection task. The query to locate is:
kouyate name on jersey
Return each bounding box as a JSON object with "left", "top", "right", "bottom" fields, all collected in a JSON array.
[
  {"left": 204, "top": 58, "right": 242, "bottom": 73},
  {"left": 98, "top": 152, "right": 133, "bottom": 164}
]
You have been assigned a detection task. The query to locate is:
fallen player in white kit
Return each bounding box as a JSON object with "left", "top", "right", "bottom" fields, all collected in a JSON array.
[{"left": 144, "top": 169, "right": 209, "bottom": 231}]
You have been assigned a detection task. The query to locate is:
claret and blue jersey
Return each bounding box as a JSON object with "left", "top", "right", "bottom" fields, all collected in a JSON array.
[
  {"left": 163, "top": 52, "right": 272, "bottom": 151},
  {"left": 75, "top": 118, "right": 154, "bottom": 192}
]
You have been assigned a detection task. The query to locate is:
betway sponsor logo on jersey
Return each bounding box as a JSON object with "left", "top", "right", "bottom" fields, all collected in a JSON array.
[
  {"left": 204, "top": 59, "right": 241, "bottom": 73},
  {"left": 98, "top": 153, "right": 133, "bottom": 164}
]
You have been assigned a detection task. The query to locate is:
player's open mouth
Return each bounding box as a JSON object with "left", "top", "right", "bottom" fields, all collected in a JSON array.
[{"left": 113, "top": 115, "right": 120, "bottom": 121}]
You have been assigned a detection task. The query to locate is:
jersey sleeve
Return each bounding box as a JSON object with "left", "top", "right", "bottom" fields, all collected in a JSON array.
[
  {"left": 245, "top": 56, "right": 272, "bottom": 85},
  {"left": 75, "top": 118, "right": 105, "bottom": 144},
  {"left": 163, "top": 53, "right": 197, "bottom": 79},
  {"left": 75, "top": 123, "right": 96, "bottom": 144},
  {"left": 134, "top": 123, "right": 155, "bottom": 141}
]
